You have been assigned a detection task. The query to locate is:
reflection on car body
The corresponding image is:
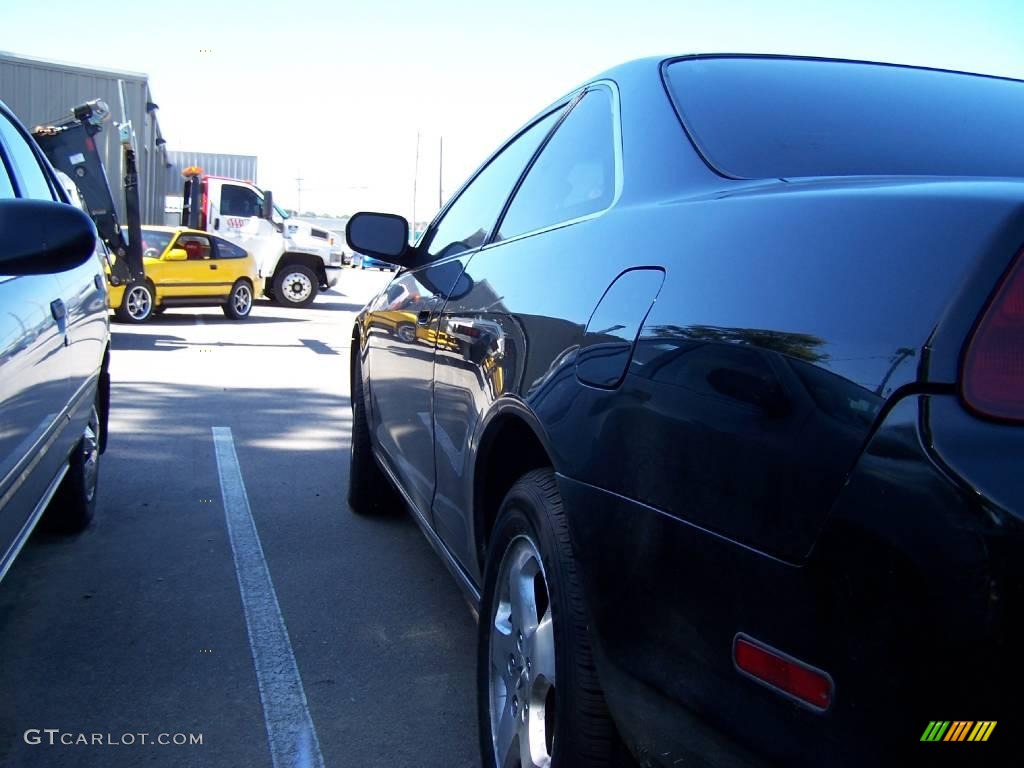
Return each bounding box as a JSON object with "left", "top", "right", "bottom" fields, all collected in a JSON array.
[{"left": 345, "top": 55, "right": 1024, "bottom": 768}]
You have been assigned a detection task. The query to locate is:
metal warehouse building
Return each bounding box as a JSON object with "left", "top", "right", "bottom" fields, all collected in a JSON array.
[
  {"left": 166, "top": 151, "right": 258, "bottom": 190},
  {"left": 0, "top": 50, "right": 171, "bottom": 225}
]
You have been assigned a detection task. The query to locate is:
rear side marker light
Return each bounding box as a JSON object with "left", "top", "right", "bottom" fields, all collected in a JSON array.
[
  {"left": 733, "top": 633, "right": 833, "bottom": 712},
  {"left": 962, "top": 248, "right": 1024, "bottom": 422}
]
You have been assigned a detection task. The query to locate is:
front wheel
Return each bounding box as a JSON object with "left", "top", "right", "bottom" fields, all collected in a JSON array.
[
  {"left": 114, "top": 281, "right": 154, "bottom": 323},
  {"left": 478, "top": 469, "right": 618, "bottom": 768},
  {"left": 223, "top": 280, "right": 254, "bottom": 320},
  {"left": 43, "top": 403, "right": 101, "bottom": 533},
  {"left": 273, "top": 265, "right": 318, "bottom": 308},
  {"left": 396, "top": 323, "right": 417, "bottom": 343},
  {"left": 347, "top": 350, "right": 402, "bottom": 516}
]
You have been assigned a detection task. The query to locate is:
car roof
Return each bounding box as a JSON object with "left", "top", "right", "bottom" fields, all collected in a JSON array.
[{"left": 592, "top": 53, "right": 1024, "bottom": 86}]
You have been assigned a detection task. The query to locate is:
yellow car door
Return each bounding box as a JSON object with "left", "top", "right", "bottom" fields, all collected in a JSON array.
[{"left": 148, "top": 232, "right": 228, "bottom": 298}]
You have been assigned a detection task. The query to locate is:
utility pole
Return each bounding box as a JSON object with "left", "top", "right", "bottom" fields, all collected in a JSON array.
[
  {"left": 412, "top": 130, "right": 420, "bottom": 231},
  {"left": 438, "top": 135, "right": 444, "bottom": 210},
  {"left": 295, "top": 172, "right": 304, "bottom": 214}
]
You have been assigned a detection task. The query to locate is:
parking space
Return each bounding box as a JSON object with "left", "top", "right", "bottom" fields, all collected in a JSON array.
[{"left": 0, "top": 271, "right": 479, "bottom": 768}]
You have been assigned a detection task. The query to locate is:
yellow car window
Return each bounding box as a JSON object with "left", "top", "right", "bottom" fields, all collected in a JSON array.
[
  {"left": 176, "top": 235, "right": 213, "bottom": 261},
  {"left": 137, "top": 228, "right": 174, "bottom": 258}
]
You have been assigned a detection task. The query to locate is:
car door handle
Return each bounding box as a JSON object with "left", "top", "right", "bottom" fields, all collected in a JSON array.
[
  {"left": 417, "top": 296, "right": 442, "bottom": 325},
  {"left": 51, "top": 299, "right": 69, "bottom": 340},
  {"left": 210, "top": 264, "right": 218, "bottom": 270}
]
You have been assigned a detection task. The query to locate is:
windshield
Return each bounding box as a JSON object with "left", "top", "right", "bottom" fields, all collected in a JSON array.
[{"left": 124, "top": 227, "right": 175, "bottom": 255}]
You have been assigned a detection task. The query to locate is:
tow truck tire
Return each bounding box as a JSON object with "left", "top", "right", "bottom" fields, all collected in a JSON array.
[
  {"left": 223, "top": 280, "right": 254, "bottom": 320},
  {"left": 43, "top": 402, "right": 101, "bottom": 533},
  {"left": 273, "top": 265, "right": 318, "bottom": 308},
  {"left": 114, "top": 281, "right": 155, "bottom": 323}
]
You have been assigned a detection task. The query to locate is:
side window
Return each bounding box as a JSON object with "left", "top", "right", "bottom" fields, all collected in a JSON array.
[
  {"left": 220, "top": 184, "right": 262, "bottom": 218},
  {"left": 176, "top": 234, "right": 213, "bottom": 260},
  {"left": 0, "top": 113, "right": 55, "bottom": 201},
  {"left": 213, "top": 237, "right": 248, "bottom": 259},
  {"left": 497, "top": 88, "right": 616, "bottom": 241},
  {"left": 423, "top": 107, "right": 564, "bottom": 261}
]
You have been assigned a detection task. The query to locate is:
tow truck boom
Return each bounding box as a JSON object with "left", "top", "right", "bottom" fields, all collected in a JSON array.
[{"left": 32, "top": 99, "right": 145, "bottom": 287}]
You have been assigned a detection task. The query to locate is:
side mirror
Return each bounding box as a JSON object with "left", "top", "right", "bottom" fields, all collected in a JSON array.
[
  {"left": 0, "top": 199, "right": 97, "bottom": 275},
  {"left": 347, "top": 212, "right": 411, "bottom": 266},
  {"left": 262, "top": 190, "right": 274, "bottom": 221},
  {"left": 164, "top": 248, "right": 188, "bottom": 262}
]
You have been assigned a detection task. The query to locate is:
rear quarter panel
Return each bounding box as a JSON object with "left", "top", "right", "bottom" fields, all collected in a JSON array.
[{"left": 449, "top": 179, "right": 1024, "bottom": 763}]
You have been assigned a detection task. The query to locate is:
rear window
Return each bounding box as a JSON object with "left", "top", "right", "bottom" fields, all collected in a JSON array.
[
  {"left": 663, "top": 57, "right": 1024, "bottom": 179},
  {"left": 214, "top": 238, "right": 248, "bottom": 259}
]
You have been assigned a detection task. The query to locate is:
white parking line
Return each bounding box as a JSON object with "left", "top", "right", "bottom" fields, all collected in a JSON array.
[{"left": 212, "top": 427, "right": 325, "bottom": 768}]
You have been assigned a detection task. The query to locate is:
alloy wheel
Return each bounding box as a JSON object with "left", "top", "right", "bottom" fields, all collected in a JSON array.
[
  {"left": 233, "top": 283, "right": 253, "bottom": 315},
  {"left": 489, "top": 535, "right": 557, "bottom": 768},
  {"left": 81, "top": 406, "right": 100, "bottom": 504},
  {"left": 126, "top": 285, "right": 152, "bottom": 320}
]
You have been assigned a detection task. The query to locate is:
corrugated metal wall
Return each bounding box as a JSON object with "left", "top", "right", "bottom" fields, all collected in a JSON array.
[
  {"left": 166, "top": 151, "right": 258, "bottom": 193},
  {"left": 0, "top": 51, "right": 170, "bottom": 225}
]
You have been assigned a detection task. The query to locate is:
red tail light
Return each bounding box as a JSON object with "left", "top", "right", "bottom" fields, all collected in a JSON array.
[{"left": 962, "top": 249, "right": 1024, "bottom": 422}]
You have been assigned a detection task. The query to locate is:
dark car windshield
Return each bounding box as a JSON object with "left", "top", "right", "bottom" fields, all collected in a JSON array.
[{"left": 664, "top": 56, "right": 1024, "bottom": 179}]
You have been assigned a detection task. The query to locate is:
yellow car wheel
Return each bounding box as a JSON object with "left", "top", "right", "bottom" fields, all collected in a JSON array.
[
  {"left": 223, "top": 280, "right": 254, "bottom": 320},
  {"left": 114, "top": 281, "right": 155, "bottom": 323}
]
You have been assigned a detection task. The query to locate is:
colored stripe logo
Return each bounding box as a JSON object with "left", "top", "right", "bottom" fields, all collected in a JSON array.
[{"left": 921, "top": 721, "right": 996, "bottom": 742}]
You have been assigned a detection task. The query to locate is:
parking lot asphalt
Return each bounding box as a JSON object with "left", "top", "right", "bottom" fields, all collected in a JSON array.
[{"left": 0, "top": 269, "right": 479, "bottom": 768}]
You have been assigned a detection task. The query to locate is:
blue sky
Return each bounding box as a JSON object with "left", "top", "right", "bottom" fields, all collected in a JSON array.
[{"left": 4, "top": 0, "right": 1022, "bottom": 217}]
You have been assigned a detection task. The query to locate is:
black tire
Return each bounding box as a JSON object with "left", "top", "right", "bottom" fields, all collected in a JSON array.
[
  {"left": 396, "top": 322, "right": 417, "bottom": 343},
  {"left": 272, "top": 264, "right": 318, "bottom": 308},
  {"left": 114, "top": 281, "right": 155, "bottom": 323},
  {"left": 223, "top": 279, "right": 254, "bottom": 320},
  {"left": 347, "top": 350, "right": 402, "bottom": 516},
  {"left": 478, "top": 469, "right": 618, "bottom": 768},
  {"left": 42, "top": 403, "right": 101, "bottom": 534}
]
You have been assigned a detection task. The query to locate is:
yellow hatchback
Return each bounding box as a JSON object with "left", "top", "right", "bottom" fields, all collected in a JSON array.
[{"left": 108, "top": 226, "right": 259, "bottom": 322}]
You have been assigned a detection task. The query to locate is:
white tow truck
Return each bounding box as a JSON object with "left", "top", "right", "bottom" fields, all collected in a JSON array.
[{"left": 179, "top": 170, "right": 343, "bottom": 307}]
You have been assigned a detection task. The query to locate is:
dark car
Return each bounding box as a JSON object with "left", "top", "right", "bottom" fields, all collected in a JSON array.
[
  {"left": 345, "top": 55, "right": 1024, "bottom": 767},
  {"left": 0, "top": 99, "right": 110, "bottom": 582}
]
